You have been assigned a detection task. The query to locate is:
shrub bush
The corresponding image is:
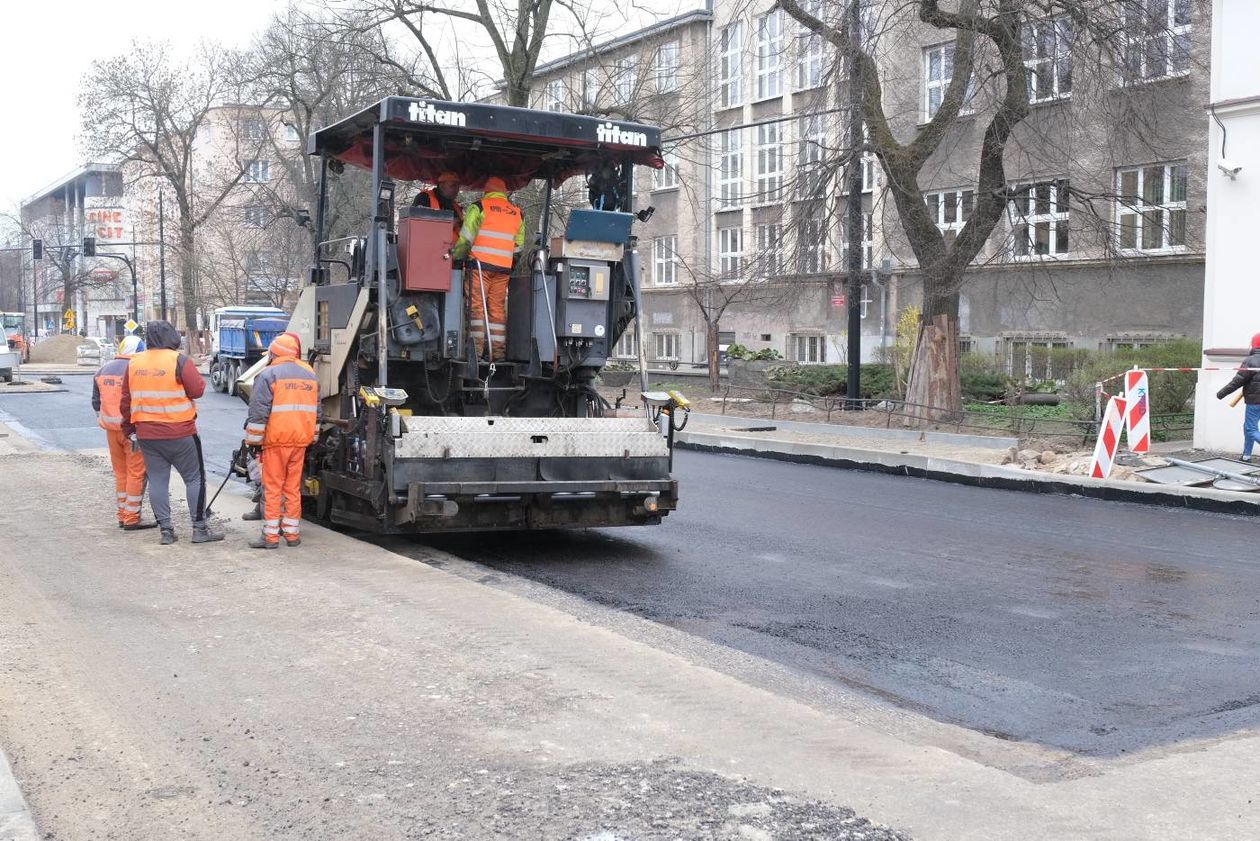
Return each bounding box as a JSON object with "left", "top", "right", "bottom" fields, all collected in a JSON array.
[
  {"left": 768, "top": 363, "right": 897, "bottom": 400},
  {"left": 1061, "top": 339, "right": 1201, "bottom": 418},
  {"left": 960, "top": 370, "right": 1009, "bottom": 402}
]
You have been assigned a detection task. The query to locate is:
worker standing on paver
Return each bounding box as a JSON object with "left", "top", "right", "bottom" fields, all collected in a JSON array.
[
  {"left": 412, "top": 171, "right": 463, "bottom": 237},
  {"left": 120, "top": 320, "right": 224, "bottom": 545},
  {"left": 243, "top": 332, "right": 320, "bottom": 549},
  {"left": 1216, "top": 332, "right": 1260, "bottom": 462},
  {"left": 92, "top": 334, "right": 156, "bottom": 530},
  {"left": 450, "top": 176, "right": 525, "bottom": 362}
]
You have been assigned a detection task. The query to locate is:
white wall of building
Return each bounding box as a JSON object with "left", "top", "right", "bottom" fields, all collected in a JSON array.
[{"left": 1195, "top": 0, "right": 1260, "bottom": 450}]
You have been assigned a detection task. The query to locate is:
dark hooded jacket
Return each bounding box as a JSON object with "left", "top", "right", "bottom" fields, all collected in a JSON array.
[
  {"left": 1216, "top": 348, "right": 1260, "bottom": 406},
  {"left": 121, "top": 321, "right": 206, "bottom": 439}
]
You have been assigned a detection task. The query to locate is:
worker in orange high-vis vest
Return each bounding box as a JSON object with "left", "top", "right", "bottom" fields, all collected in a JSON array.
[
  {"left": 92, "top": 334, "right": 156, "bottom": 530},
  {"left": 243, "top": 332, "right": 321, "bottom": 549},
  {"left": 450, "top": 176, "right": 526, "bottom": 362},
  {"left": 411, "top": 171, "right": 463, "bottom": 237}
]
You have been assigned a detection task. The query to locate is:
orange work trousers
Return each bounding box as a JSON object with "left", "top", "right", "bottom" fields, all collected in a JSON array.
[
  {"left": 105, "top": 427, "right": 147, "bottom": 525},
  {"left": 467, "top": 267, "right": 509, "bottom": 361},
  {"left": 261, "top": 446, "right": 306, "bottom": 545}
]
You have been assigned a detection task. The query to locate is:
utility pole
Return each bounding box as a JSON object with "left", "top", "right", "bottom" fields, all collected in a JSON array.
[
  {"left": 844, "top": 0, "right": 864, "bottom": 409},
  {"left": 158, "top": 190, "right": 167, "bottom": 322}
]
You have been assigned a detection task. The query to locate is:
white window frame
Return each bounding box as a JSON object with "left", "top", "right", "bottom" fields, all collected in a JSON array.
[
  {"left": 583, "top": 68, "right": 600, "bottom": 108},
  {"left": 754, "top": 122, "right": 783, "bottom": 204},
  {"left": 241, "top": 118, "right": 267, "bottom": 142},
  {"left": 755, "top": 223, "right": 784, "bottom": 278},
  {"left": 923, "top": 43, "right": 974, "bottom": 120},
  {"left": 797, "top": 113, "right": 828, "bottom": 198},
  {"left": 1115, "top": 162, "right": 1188, "bottom": 254},
  {"left": 795, "top": 1, "right": 825, "bottom": 91},
  {"left": 841, "top": 211, "right": 874, "bottom": 271},
  {"left": 244, "top": 159, "right": 270, "bottom": 183},
  {"left": 614, "top": 55, "right": 638, "bottom": 104},
  {"left": 653, "top": 235, "right": 678, "bottom": 286},
  {"left": 284, "top": 124, "right": 301, "bottom": 143},
  {"left": 243, "top": 206, "right": 270, "bottom": 229},
  {"left": 755, "top": 9, "right": 785, "bottom": 100},
  {"left": 653, "top": 148, "right": 680, "bottom": 191},
  {"left": 654, "top": 332, "right": 681, "bottom": 361},
  {"left": 1008, "top": 179, "right": 1070, "bottom": 259},
  {"left": 925, "top": 189, "right": 974, "bottom": 250},
  {"left": 1006, "top": 336, "right": 1072, "bottom": 380},
  {"left": 614, "top": 325, "right": 639, "bottom": 359},
  {"left": 545, "top": 79, "right": 567, "bottom": 111},
  {"left": 1024, "top": 16, "right": 1074, "bottom": 103},
  {"left": 656, "top": 41, "right": 680, "bottom": 93},
  {"left": 789, "top": 333, "right": 827, "bottom": 364},
  {"left": 1123, "top": 0, "right": 1192, "bottom": 83},
  {"left": 719, "top": 22, "right": 744, "bottom": 109},
  {"left": 718, "top": 129, "right": 743, "bottom": 209},
  {"left": 718, "top": 226, "right": 743, "bottom": 279},
  {"left": 245, "top": 249, "right": 273, "bottom": 275},
  {"left": 798, "top": 213, "right": 828, "bottom": 274}
]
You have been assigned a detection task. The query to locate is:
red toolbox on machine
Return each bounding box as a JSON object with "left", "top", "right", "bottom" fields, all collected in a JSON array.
[{"left": 398, "top": 208, "right": 455, "bottom": 291}]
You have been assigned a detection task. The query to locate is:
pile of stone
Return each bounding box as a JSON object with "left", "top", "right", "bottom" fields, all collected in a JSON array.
[{"left": 28, "top": 334, "right": 84, "bottom": 364}]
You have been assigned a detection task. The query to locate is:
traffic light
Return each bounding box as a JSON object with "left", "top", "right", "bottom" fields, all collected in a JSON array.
[
  {"left": 82, "top": 237, "right": 96, "bottom": 257},
  {"left": 32, "top": 239, "right": 42, "bottom": 260}
]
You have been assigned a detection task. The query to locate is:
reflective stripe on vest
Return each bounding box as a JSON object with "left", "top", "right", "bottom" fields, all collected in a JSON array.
[
  {"left": 469, "top": 195, "right": 521, "bottom": 269},
  {"left": 95, "top": 358, "right": 130, "bottom": 430},
  {"left": 127, "top": 349, "right": 196, "bottom": 425},
  {"left": 262, "top": 359, "right": 319, "bottom": 448}
]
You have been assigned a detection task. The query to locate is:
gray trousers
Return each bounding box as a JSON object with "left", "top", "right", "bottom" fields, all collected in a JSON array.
[{"left": 139, "top": 436, "right": 206, "bottom": 528}]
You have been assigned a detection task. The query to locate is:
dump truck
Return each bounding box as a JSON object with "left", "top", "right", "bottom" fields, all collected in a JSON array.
[
  {"left": 209, "top": 306, "right": 288, "bottom": 395},
  {"left": 0, "top": 313, "right": 24, "bottom": 383},
  {"left": 239, "top": 96, "right": 683, "bottom": 533}
]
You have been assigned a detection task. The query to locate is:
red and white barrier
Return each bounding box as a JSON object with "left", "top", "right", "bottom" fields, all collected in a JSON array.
[
  {"left": 1090, "top": 395, "right": 1128, "bottom": 479},
  {"left": 1124, "top": 370, "right": 1151, "bottom": 453}
]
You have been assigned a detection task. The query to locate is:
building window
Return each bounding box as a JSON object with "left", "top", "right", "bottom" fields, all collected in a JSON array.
[
  {"left": 797, "top": 113, "right": 828, "bottom": 198},
  {"left": 1006, "top": 336, "right": 1072, "bottom": 380},
  {"left": 243, "top": 206, "right": 270, "bottom": 229},
  {"left": 719, "top": 22, "right": 744, "bottom": 109},
  {"left": 754, "top": 122, "right": 783, "bottom": 204},
  {"left": 656, "top": 41, "right": 679, "bottom": 93},
  {"left": 653, "top": 236, "right": 678, "bottom": 286},
  {"left": 245, "top": 250, "right": 273, "bottom": 275},
  {"left": 795, "top": 1, "right": 825, "bottom": 90},
  {"left": 284, "top": 124, "right": 301, "bottom": 142},
  {"left": 925, "top": 189, "right": 974, "bottom": 249},
  {"left": 798, "top": 214, "right": 828, "bottom": 274},
  {"left": 583, "top": 68, "right": 600, "bottom": 108},
  {"left": 1009, "top": 179, "right": 1070, "bottom": 258},
  {"left": 718, "top": 129, "right": 743, "bottom": 209},
  {"left": 790, "top": 334, "right": 827, "bottom": 364},
  {"left": 653, "top": 148, "right": 680, "bottom": 190},
  {"left": 1116, "top": 163, "right": 1187, "bottom": 252},
  {"left": 1024, "top": 16, "right": 1073, "bottom": 103},
  {"left": 545, "top": 79, "right": 567, "bottom": 111},
  {"left": 840, "top": 124, "right": 875, "bottom": 194},
  {"left": 242, "top": 119, "right": 267, "bottom": 141},
  {"left": 614, "top": 324, "right": 639, "bottom": 358},
  {"left": 654, "top": 332, "right": 680, "bottom": 361},
  {"left": 244, "top": 160, "right": 270, "bottom": 183},
  {"left": 755, "top": 9, "right": 784, "bottom": 100},
  {"left": 755, "top": 223, "right": 784, "bottom": 278},
  {"left": 614, "top": 55, "right": 638, "bottom": 104},
  {"left": 841, "top": 212, "right": 873, "bottom": 270},
  {"left": 924, "top": 43, "right": 974, "bottom": 120},
  {"left": 1124, "top": 0, "right": 1192, "bottom": 83},
  {"left": 718, "top": 226, "right": 743, "bottom": 278}
]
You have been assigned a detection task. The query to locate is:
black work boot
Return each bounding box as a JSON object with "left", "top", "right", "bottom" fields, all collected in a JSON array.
[
  {"left": 248, "top": 536, "right": 278, "bottom": 550},
  {"left": 241, "top": 503, "right": 262, "bottom": 522},
  {"left": 159, "top": 527, "right": 177, "bottom": 545},
  {"left": 192, "top": 523, "right": 225, "bottom": 544}
]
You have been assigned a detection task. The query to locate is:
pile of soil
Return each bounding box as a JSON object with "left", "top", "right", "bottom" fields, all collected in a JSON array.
[{"left": 28, "top": 334, "right": 85, "bottom": 364}]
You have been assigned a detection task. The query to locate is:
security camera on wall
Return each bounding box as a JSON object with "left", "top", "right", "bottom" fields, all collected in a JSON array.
[{"left": 1217, "top": 159, "right": 1243, "bottom": 179}]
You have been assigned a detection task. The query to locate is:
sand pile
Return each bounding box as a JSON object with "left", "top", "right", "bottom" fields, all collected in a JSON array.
[{"left": 29, "top": 334, "right": 86, "bottom": 364}]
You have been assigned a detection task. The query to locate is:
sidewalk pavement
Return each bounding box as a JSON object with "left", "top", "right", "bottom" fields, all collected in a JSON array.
[
  {"left": 1, "top": 442, "right": 1258, "bottom": 838},
  {"left": 678, "top": 412, "right": 1260, "bottom": 515},
  {"left": 0, "top": 748, "right": 37, "bottom": 841}
]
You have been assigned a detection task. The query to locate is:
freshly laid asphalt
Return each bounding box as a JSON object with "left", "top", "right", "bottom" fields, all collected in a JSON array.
[{"left": 5, "top": 376, "right": 1260, "bottom": 757}]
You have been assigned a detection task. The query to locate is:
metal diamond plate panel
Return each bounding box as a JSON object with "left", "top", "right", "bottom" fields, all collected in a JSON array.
[{"left": 395, "top": 416, "right": 668, "bottom": 459}]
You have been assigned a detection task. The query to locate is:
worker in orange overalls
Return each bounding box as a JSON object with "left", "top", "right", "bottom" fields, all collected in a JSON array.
[
  {"left": 450, "top": 176, "right": 526, "bottom": 362},
  {"left": 411, "top": 171, "right": 463, "bottom": 237},
  {"left": 92, "top": 334, "right": 156, "bottom": 530},
  {"left": 243, "top": 332, "right": 320, "bottom": 549}
]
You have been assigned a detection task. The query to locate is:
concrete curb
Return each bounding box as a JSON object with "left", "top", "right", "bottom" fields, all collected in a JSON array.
[
  {"left": 678, "top": 430, "right": 1260, "bottom": 516},
  {"left": 688, "top": 411, "right": 1019, "bottom": 450},
  {"left": 0, "top": 388, "right": 69, "bottom": 396},
  {"left": 0, "top": 747, "right": 38, "bottom": 841}
]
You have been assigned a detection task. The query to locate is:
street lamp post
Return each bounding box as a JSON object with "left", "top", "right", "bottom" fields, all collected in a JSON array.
[{"left": 158, "top": 190, "right": 167, "bottom": 322}]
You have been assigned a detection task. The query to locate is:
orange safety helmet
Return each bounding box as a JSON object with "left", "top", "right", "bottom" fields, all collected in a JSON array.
[
  {"left": 483, "top": 176, "right": 508, "bottom": 194},
  {"left": 1251, "top": 332, "right": 1260, "bottom": 349},
  {"left": 269, "top": 332, "right": 301, "bottom": 358}
]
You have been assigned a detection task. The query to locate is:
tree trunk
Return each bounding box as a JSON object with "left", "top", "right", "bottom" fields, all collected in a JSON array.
[
  {"left": 179, "top": 225, "right": 198, "bottom": 333},
  {"left": 904, "top": 286, "right": 961, "bottom": 424},
  {"left": 706, "top": 320, "right": 720, "bottom": 393}
]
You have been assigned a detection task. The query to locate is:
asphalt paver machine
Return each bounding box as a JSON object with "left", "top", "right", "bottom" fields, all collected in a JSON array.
[{"left": 263, "top": 96, "right": 683, "bottom": 533}]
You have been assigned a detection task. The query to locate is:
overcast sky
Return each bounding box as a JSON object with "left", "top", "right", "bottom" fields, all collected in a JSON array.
[{"left": 0, "top": 0, "right": 288, "bottom": 213}]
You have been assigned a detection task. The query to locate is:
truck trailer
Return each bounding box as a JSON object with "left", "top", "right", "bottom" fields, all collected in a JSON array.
[
  {"left": 209, "top": 306, "right": 288, "bottom": 395},
  {"left": 240, "top": 96, "right": 682, "bottom": 534}
]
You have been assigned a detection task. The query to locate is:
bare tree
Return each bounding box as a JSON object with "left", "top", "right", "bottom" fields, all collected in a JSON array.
[{"left": 781, "top": 0, "right": 1207, "bottom": 420}]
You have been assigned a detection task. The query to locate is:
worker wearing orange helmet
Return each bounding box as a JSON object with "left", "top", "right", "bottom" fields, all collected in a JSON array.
[
  {"left": 243, "top": 332, "right": 321, "bottom": 549},
  {"left": 93, "top": 334, "right": 156, "bottom": 530},
  {"left": 412, "top": 171, "right": 464, "bottom": 235},
  {"left": 451, "top": 176, "right": 525, "bottom": 362}
]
